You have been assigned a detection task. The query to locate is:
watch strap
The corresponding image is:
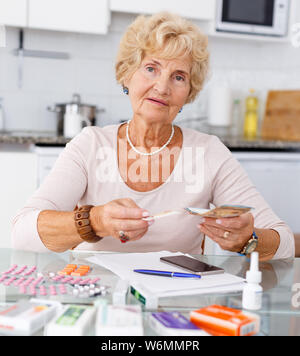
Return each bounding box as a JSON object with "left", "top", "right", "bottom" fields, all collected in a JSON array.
[{"left": 240, "top": 231, "right": 258, "bottom": 255}]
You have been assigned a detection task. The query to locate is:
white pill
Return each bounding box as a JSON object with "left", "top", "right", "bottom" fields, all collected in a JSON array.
[{"left": 72, "top": 289, "right": 79, "bottom": 296}]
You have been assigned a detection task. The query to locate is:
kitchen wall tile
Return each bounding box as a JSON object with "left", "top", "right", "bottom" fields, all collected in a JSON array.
[
  {"left": 108, "top": 95, "right": 132, "bottom": 124},
  {"left": 74, "top": 58, "right": 114, "bottom": 96},
  {"left": 0, "top": 54, "right": 19, "bottom": 91},
  {"left": 2, "top": 91, "right": 42, "bottom": 131},
  {"left": 24, "top": 28, "right": 77, "bottom": 54},
  {"left": 22, "top": 56, "right": 77, "bottom": 93},
  {"left": 110, "top": 32, "right": 123, "bottom": 58},
  {"left": 74, "top": 32, "right": 114, "bottom": 60},
  {"left": 109, "top": 12, "right": 136, "bottom": 33},
  {"left": 209, "top": 38, "right": 264, "bottom": 70},
  {"left": 0, "top": 51, "right": 7, "bottom": 91}
]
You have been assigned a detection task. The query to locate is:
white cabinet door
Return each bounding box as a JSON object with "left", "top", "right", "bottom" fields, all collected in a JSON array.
[
  {"left": 205, "top": 152, "right": 300, "bottom": 256},
  {"left": 35, "top": 146, "right": 64, "bottom": 187},
  {"left": 234, "top": 152, "right": 300, "bottom": 234},
  {"left": 0, "top": 152, "right": 37, "bottom": 249},
  {"left": 0, "top": 0, "right": 27, "bottom": 27},
  {"left": 110, "top": 0, "right": 216, "bottom": 21},
  {"left": 28, "top": 0, "right": 110, "bottom": 34}
]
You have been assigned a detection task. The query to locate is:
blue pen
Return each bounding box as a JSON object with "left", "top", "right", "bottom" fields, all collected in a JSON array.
[{"left": 133, "top": 269, "right": 201, "bottom": 279}]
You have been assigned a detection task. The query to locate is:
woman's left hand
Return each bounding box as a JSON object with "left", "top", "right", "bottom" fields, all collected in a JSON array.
[{"left": 198, "top": 212, "right": 255, "bottom": 253}]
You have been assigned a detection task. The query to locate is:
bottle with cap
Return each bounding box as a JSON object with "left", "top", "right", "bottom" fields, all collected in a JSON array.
[
  {"left": 243, "top": 89, "right": 259, "bottom": 140},
  {"left": 242, "top": 252, "right": 263, "bottom": 311},
  {"left": 230, "top": 99, "right": 242, "bottom": 137}
]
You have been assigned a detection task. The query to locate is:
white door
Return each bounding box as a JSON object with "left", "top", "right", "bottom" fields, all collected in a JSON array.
[
  {"left": 0, "top": 152, "right": 37, "bottom": 249},
  {"left": 28, "top": 0, "right": 110, "bottom": 34},
  {"left": 110, "top": 0, "right": 216, "bottom": 20},
  {"left": 0, "top": 0, "right": 27, "bottom": 27}
]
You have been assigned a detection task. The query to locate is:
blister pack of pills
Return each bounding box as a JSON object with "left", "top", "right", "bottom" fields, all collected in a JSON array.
[{"left": 0, "top": 263, "right": 110, "bottom": 300}]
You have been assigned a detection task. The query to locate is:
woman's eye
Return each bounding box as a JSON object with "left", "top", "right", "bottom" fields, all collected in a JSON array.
[
  {"left": 175, "top": 75, "right": 184, "bottom": 82},
  {"left": 146, "top": 66, "right": 155, "bottom": 73}
]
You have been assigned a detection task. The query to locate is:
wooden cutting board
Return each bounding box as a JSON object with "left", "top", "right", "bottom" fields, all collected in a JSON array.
[{"left": 262, "top": 90, "right": 300, "bottom": 141}]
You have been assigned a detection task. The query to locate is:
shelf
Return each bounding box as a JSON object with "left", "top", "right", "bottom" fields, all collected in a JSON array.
[{"left": 207, "top": 28, "right": 291, "bottom": 44}]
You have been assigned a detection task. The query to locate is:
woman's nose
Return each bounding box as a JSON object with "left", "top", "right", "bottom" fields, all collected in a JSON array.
[{"left": 153, "top": 75, "right": 170, "bottom": 95}]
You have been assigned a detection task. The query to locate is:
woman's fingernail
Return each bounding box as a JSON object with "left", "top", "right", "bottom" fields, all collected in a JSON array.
[
  {"left": 148, "top": 220, "right": 154, "bottom": 226},
  {"left": 142, "top": 211, "right": 150, "bottom": 217}
]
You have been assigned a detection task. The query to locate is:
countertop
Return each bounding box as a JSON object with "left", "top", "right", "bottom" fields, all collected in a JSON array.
[
  {"left": 2, "top": 130, "right": 300, "bottom": 151},
  {"left": 0, "top": 131, "right": 71, "bottom": 146},
  {"left": 220, "top": 136, "right": 300, "bottom": 151}
]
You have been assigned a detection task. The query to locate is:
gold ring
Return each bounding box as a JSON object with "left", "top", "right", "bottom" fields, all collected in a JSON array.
[
  {"left": 119, "top": 231, "right": 129, "bottom": 243},
  {"left": 223, "top": 231, "right": 230, "bottom": 239}
]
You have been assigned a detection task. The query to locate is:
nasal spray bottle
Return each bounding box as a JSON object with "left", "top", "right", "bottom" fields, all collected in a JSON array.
[{"left": 242, "top": 252, "right": 263, "bottom": 311}]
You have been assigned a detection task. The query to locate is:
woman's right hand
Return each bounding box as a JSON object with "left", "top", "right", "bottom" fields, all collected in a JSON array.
[{"left": 90, "top": 198, "right": 153, "bottom": 243}]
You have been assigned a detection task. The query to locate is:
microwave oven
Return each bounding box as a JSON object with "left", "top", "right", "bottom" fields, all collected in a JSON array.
[{"left": 216, "top": 0, "right": 290, "bottom": 37}]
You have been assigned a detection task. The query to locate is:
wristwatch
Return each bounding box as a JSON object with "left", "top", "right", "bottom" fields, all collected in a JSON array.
[{"left": 240, "top": 231, "right": 259, "bottom": 255}]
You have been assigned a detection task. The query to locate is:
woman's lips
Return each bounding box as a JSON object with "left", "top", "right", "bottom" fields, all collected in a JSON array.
[{"left": 146, "top": 98, "right": 168, "bottom": 106}]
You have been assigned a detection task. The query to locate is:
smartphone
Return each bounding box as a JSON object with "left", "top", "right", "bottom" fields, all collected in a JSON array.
[{"left": 160, "top": 255, "right": 225, "bottom": 276}]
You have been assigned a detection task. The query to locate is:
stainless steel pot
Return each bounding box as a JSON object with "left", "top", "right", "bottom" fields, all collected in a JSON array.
[{"left": 47, "top": 94, "right": 104, "bottom": 136}]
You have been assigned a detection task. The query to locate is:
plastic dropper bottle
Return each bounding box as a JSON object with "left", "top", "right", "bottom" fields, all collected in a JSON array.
[{"left": 242, "top": 252, "right": 263, "bottom": 311}]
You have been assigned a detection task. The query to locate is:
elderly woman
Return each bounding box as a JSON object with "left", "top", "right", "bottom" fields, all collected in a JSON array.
[{"left": 12, "top": 12, "right": 294, "bottom": 260}]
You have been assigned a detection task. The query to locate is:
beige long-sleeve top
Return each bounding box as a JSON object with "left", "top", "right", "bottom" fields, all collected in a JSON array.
[{"left": 11, "top": 125, "right": 295, "bottom": 259}]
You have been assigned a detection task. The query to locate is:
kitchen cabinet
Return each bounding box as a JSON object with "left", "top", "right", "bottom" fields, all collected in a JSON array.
[
  {"left": 35, "top": 146, "right": 64, "bottom": 187},
  {"left": 0, "top": 151, "right": 37, "bottom": 249},
  {"left": 234, "top": 152, "right": 300, "bottom": 233},
  {"left": 0, "top": 0, "right": 27, "bottom": 27},
  {"left": 28, "top": 0, "right": 110, "bottom": 34},
  {"left": 110, "top": 0, "right": 216, "bottom": 21}
]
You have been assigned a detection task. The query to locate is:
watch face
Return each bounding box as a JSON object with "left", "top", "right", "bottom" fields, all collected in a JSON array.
[{"left": 245, "top": 239, "right": 258, "bottom": 255}]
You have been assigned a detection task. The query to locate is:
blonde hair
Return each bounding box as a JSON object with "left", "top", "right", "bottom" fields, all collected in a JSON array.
[{"left": 115, "top": 12, "right": 210, "bottom": 104}]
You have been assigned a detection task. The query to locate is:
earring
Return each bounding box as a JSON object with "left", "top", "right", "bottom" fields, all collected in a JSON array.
[
  {"left": 179, "top": 107, "right": 183, "bottom": 113},
  {"left": 123, "top": 87, "right": 129, "bottom": 95}
]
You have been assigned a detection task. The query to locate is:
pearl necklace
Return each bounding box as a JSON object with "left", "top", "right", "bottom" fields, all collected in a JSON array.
[{"left": 126, "top": 120, "right": 175, "bottom": 156}]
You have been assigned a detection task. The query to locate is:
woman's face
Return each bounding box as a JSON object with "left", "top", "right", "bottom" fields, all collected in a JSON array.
[{"left": 125, "top": 55, "right": 192, "bottom": 125}]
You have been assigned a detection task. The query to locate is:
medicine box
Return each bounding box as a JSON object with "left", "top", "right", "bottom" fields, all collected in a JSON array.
[
  {"left": 0, "top": 299, "right": 61, "bottom": 336},
  {"left": 45, "top": 305, "right": 96, "bottom": 336},
  {"left": 96, "top": 304, "right": 143, "bottom": 336},
  {"left": 149, "top": 312, "right": 210, "bottom": 336},
  {"left": 190, "top": 305, "right": 260, "bottom": 336}
]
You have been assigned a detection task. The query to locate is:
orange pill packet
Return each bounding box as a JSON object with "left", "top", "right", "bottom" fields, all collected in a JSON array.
[
  {"left": 190, "top": 305, "right": 260, "bottom": 337},
  {"left": 57, "top": 264, "right": 91, "bottom": 277},
  {"left": 57, "top": 264, "right": 77, "bottom": 276},
  {"left": 70, "top": 265, "right": 91, "bottom": 277}
]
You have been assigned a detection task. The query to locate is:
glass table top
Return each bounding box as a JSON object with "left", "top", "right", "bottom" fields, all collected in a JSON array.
[{"left": 0, "top": 248, "right": 299, "bottom": 336}]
